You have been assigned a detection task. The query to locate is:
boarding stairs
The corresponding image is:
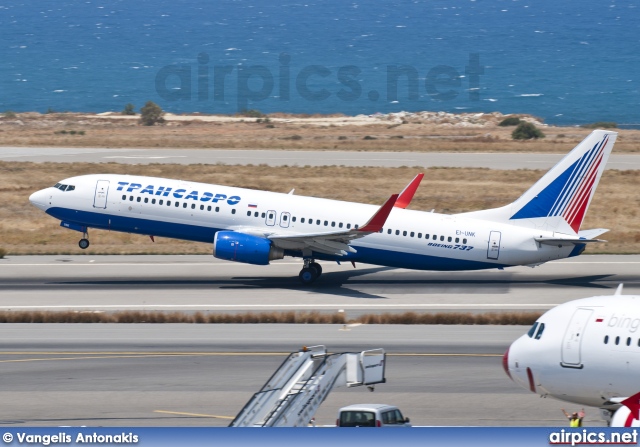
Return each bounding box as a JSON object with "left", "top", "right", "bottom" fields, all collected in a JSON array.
[{"left": 229, "top": 345, "right": 386, "bottom": 427}]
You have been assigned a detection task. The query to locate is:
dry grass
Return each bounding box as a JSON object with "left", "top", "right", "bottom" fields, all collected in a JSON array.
[
  {"left": 0, "top": 310, "right": 540, "bottom": 325},
  {"left": 1, "top": 113, "right": 640, "bottom": 152},
  {"left": 1, "top": 161, "right": 638, "bottom": 254}
]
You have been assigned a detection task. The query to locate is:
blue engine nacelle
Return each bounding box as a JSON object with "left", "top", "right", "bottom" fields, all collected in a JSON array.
[{"left": 213, "top": 231, "right": 284, "bottom": 265}]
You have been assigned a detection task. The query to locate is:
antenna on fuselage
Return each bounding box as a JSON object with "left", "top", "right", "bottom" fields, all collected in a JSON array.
[{"left": 614, "top": 284, "right": 624, "bottom": 296}]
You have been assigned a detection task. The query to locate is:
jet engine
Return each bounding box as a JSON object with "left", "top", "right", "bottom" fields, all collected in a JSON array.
[{"left": 213, "top": 231, "right": 284, "bottom": 265}]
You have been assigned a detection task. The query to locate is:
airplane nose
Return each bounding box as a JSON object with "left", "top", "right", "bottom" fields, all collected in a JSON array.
[
  {"left": 502, "top": 347, "right": 512, "bottom": 381},
  {"left": 29, "top": 189, "right": 49, "bottom": 209}
]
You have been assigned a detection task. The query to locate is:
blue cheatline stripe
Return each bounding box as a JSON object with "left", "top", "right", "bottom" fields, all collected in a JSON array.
[
  {"left": 47, "top": 207, "right": 221, "bottom": 243},
  {"left": 49, "top": 207, "right": 509, "bottom": 271},
  {"left": 549, "top": 138, "right": 603, "bottom": 217}
]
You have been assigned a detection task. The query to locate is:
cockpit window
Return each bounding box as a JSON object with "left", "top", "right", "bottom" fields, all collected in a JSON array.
[
  {"left": 527, "top": 322, "right": 539, "bottom": 338},
  {"left": 53, "top": 183, "right": 75, "bottom": 192},
  {"left": 534, "top": 322, "right": 545, "bottom": 340}
]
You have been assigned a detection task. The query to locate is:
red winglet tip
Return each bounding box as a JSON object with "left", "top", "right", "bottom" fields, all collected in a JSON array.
[
  {"left": 395, "top": 173, "right": 424, "bottom": 209},
  {"left": 358, "top": 194, "right": 399, "bottom": 233}
]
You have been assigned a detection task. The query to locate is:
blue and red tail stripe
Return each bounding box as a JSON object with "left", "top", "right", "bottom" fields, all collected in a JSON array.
[{"left": 510, "top": 134, "right": 609, "bottom": 231}]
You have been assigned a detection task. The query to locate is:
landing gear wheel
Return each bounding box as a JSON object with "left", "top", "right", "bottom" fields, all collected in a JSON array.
[
  {"left": 78, "top": 238, "right": 90, "bottom": 250},
  {"left": 299, "top": 267, "right": 318, "bottom": 285},
  {"left": 309, "top": 262, "right": 322, "bottom": 277}
]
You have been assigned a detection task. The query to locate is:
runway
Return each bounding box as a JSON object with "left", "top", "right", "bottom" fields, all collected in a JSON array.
[
  {"left": 0, "top": 324, "right": 588, "bottom": 427},
  {"left": 1, "top": 147, "right": 639, "bottom": 170},
  {"left": 1, "top": 255, "right": 639, "bottom": 314}
]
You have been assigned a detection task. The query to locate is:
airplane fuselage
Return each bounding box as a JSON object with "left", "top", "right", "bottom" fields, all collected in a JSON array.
[{"left": 29, "top": 173, "right": 581, "bottom": 271}]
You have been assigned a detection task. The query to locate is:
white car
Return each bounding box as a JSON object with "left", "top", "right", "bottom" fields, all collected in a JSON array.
[{"left": 336, "top": 404, "right": 411, "bottom": 427}]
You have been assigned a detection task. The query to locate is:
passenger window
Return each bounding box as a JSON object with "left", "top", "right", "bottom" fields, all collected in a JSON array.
[
  {"left": 191, "top": 204, "right": 196, "bottom": 209},
  {"left": 339, "top": 222, "right": 343, "bottom": 228},
  {"left": 395, "top": 230, "right": 400, "bottom": 236},
  {"left": 627, "top": 337, "right": 631, "bottom": 346},
  {"left": 440, "top": 236, "right": 444, "bottom": 241},
  {"left": 232, "top": 209, "right": 236, "bottom": 214},
  {"left": 292, "top": 217, "right": 296, "bottom": 222},
  {"left": 316, "top": 220, "right": 321, "bottom": 225},
  {"left": 207, "top": 206, "right": 211, "bottom": 211},
  {"left": 463, "top": 238, "right": 467, "bottom": 244},
  {"left": 387, "top": 229, "right": 392, "bottom": 234},
  {"left": 455, "top": 237, "right": 459, "bottom": 243},
  {"left": 301, "top": 218, "right": 305, "bottom": 223},
  {"left": 425, "top": 234, "right": 429, "bottom": 239},
  {"left": 183, "top": 203, "right": 187, "bottom": 208},
  {"left": 604, "top": 335, "right": 609, "bottom": 344},
  {"left": 129, "top": 196, "right": 133, "bottom": 201},
  {"left": 175, "top": 202, "right": 179, "bottom": 207},
  {"left": 152, "top": 199, "right": 156, "bottom": 204},
  {"left": 144, "top": 198, "right": 148, "bottom": 203},
  {"left": 615, "top": 336, "right": 620, "bottom": 345},
  {"left": 254, "top": 212, "right": 259, "bottom": 217},
  {"left": 347, "top": 223, "right": 351, "bottom": 229},
  {"left": 247, "top": 211, "right": 251, "bottom": 216},
  {"left": 432, "top": 235, "right": 437, "bottom": 240},
  {"left": 166, "top": 200, "right": 170, "bottom": 206},
  {"left": 324, "top": 221, "right": 328, "bottom": 226},
  {"left": 200, "top": 205, "right": 204, "bottom": 210},
  {"left": 137, "top": 197, "right": 141, "bottom": 202},
  {"left": 216, "top": 207, "right": 220, "bottom": 212},
  {"left": 418, "top": 233, "right": 422, "bottom": 238},
  {"left": 403, "top": 231, "right": 407, "bottom": 236},
  {"left": 448, "top": 236, "right": 452, "bottom": 242},
  {"left": 354, "top": 225, "right": 359, "bottom": 229},
  {"left": 410, "top": 232, "right": 414, "bottom": 237},
  {"left": 331, "top": 221, "right": 335, "bottom": 227},
  {"left": 261, "top": 212, "right": 265, "bottom": 218},
  {"left": 122, "top": 195, "right": 126, "bottom": 200},
  {"left": 159, "top": 199, "right": 163, "bottom": 205},
  {"left": 283, "top": 215, "right": 288, "bottom": 221}
]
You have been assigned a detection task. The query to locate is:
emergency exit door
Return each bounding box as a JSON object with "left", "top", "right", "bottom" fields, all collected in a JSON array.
[
  {"left": 93, "top": 180, "right": 110, "bottom": 209},
  {"left": 487, "top": 231, "right": 501, "bottom": 260}
]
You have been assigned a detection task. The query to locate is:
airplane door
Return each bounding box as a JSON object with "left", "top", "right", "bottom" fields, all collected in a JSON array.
[
  {"left": 487, "top": 231, "right": 501, "bottom": 260},
  {"left": 279, "top": 212, "right": 291, "bottom": 228},
  {"left": 265, "top": 210, "right": 276, "bottom": 226},
  {"left": 561, "top": 308, "right": 593, "bottom": 368},
  {"left": 93, "top": 180, "right": 110, "bottom": 209}
]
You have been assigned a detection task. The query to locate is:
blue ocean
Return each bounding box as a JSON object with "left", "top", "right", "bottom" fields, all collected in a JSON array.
[{"left": 1, "top": 0, "right": 639, "bottom": 126}]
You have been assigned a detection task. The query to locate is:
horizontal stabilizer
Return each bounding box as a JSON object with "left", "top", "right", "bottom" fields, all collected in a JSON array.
[
  {"left": 578, "top": 228, "right": 609, "bottom": 239},
  {"left": 535, "top": 237, "right": 606, "bottom": 246}
]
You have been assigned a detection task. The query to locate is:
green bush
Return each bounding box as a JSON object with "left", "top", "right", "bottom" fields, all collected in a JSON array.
[
  {"left": 238, "top": 109, "right": 265, "bottom": 118},
  {"left": 363, "top": 135, "right": 377, "bottom": 140},
  {"left": 3, "top": 110, "right": 16, "bottom": 119},
  {"left": 498, "top": 116, "right": 521, "bottom": 126},
  {"left": 582, "top": 121, "right": 617, "bottom": 129},
  {"left": 512, "top": 122, "right": 545, "bottom": 140},
  {"left": 139, "top": 101, "right": 165, "bottom": 126},
  {"left": 122, "top": 103, "right": 136, "bottom": 115}
]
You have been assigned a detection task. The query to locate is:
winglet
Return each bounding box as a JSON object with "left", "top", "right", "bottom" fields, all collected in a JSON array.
[
  {"left": 621, "top": 391, "right": 640, "bottom": 420},
  {"left": 358, "top": 194, "right": 399, "bottom": 233},
  {"left": 395, "top": 173, "right": 424, "bottom": 209}
]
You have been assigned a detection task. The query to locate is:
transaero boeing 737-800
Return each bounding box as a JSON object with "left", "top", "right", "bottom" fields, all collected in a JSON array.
[
  {"left": 29, "top": 129, "right": 616, "bottom": 284},
  {"left": 504, "top": 286, "right": 640, "bottom": 427}
]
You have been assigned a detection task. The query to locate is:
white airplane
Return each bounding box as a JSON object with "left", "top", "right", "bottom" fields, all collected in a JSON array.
[
  {"left": 29, "top": 129, "right": 616, "bottom": 284},
  {"left": 504, "top": 285, "right": 640, "bottom": 427}
]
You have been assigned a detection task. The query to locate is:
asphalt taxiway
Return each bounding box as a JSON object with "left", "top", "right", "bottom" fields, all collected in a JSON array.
[
  {"left": 0, "top": 324, "right": 588, "bottom": 427},
  {"left": 1, "top": 255, "right": 638, "bottom": 314},
  {"left": 1, "top": 147, "right": 639, "bottom": 170}
]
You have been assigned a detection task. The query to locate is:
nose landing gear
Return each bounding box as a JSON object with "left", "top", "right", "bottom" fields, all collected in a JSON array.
[{"left": 299, "top": 259, "right": 322, "bottom": 285}]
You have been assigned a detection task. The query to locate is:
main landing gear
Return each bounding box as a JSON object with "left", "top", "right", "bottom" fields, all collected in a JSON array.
[
  {"left": 78, "top": 231, "right": 90, "bottom": 250},
  {"left": 299, "top": 259, "right": 322, "bottom": 285}
]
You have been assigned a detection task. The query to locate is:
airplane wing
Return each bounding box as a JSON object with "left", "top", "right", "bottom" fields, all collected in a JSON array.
[
  {"left": 394, "top": 173, "right": 424, "bottom": 209},
  {"left": 267, "top": 194, "right": 398, "bottom": 256}
]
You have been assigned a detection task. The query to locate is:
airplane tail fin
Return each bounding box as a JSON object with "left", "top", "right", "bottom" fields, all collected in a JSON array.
[{"left": 458, "top": 130, "right": 617, "bottom": 234}]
